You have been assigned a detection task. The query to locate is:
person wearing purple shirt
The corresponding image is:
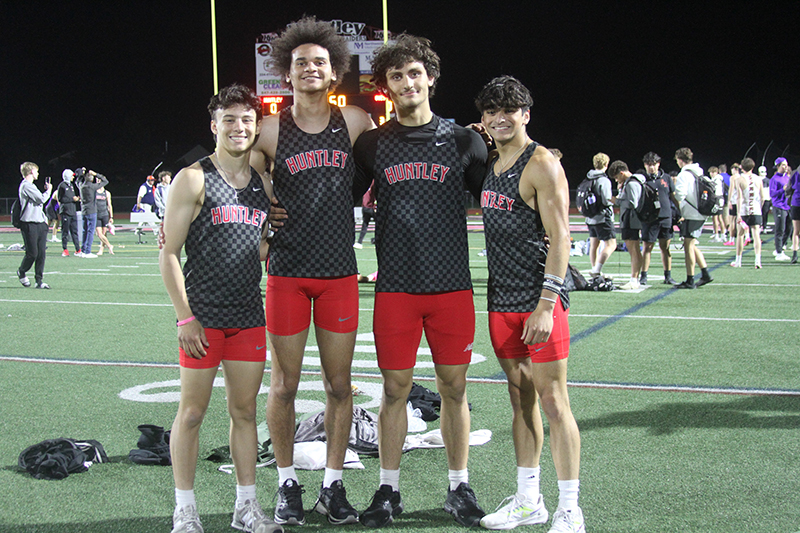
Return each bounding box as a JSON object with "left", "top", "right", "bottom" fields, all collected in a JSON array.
[
  {"left": 787, "top": 164, "right": 800, "bottom": 263},
  {"left": 769, "top": 157, "right": 792, "bottom": 260}
]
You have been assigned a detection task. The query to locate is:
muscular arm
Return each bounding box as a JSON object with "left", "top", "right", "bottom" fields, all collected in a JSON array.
[
  {"left": 519, "top": 146, "right": 570, "bottom": 344},
  {"left": 158, "top": 165, "right": 208, "bottom": 358}
]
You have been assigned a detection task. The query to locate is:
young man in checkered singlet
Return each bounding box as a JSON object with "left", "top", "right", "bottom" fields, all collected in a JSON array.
[
  {"left": 249, "top": 16, "right": 375, "bottom": 526},
  {"left": 160, "top": 84, "right": 280, "bottom": 533},
  {"left": 474, "top": 77, "right": 584, "bottom": 533},
  {"left": 351, "top": 34, "right": 489, "bottom": 528}
]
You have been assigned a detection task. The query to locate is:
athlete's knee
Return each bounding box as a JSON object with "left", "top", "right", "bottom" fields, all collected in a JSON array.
[
  {"left": 538, "top": 389, "right": 571, "bottom": 424},
  {"left": 323, "top": 372, "right": 353, "bottom": 403},
  {"left": 228, "top": 399, "right": 257, "bottom": 426},
  {"left": 177, "top": 404, "right": 208, "bottom": 430},
  {"left": 268, "top": 373, "right": 300, "bottom": 403},
  {"left": 381, "top": 375, "right": 412, "bottom": 404}
]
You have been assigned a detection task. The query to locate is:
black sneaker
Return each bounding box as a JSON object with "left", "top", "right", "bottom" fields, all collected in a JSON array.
[
  {"left": 274, "top": 479, "right": 305, "bottom": 526},
  {"left": 314, "top": 480, "right": 359, "bottom": 525},
  {"left": 639, "top": 274, "right": 648, "bottom": 286},
  {"left": 675, "top": 280, "right": 696, "bottom": 289},
  {"left": 696, "top": 275, "right": 714, "bottom": 287},
  {"left": 663, "top": 276, "right": 677, "bottom": 285},
  {"left": 360, "top": 485, "right": 403, "bottom": 528},
  {"left": 444, "top": 482, "right": 485, "bottom": 527}
]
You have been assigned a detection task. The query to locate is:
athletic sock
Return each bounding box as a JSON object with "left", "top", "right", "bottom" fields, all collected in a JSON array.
[
  {"left": 322, "top": 468, "right": 343, "bottom": 489},
  {"left": 517, "top": 466, "right": 541, "bottom": 501},
  {"left": 664, "top": 269, "right": 671, "bottom": 280},
  {"left": 380, "top": 468, "right": 400, "bottom": 491},
  {"left": 700, "top": 267, "right": 710, "bottom": 279},
  {"left": 557, "top": 479, "right": 580, "bottom": 511},
  {"left": 175, "top": 488, "right": 196, "bottom": 509},
  {"left": 277, "top": 466, "right": 297, "bottom": 486},
  {"left": 686, "top": 274, "right": 694, "bottom": 285},
  {"left": 236, "top": 484, "right": 256, "bottom": 506},
  {"left": 793, "top": 250, "right": 798, "bottom": 262},
  {"left": 448, "top": 469, "right": 469, "bottom": 490}
]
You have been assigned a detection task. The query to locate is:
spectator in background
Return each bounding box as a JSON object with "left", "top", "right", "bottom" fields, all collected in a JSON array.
[
  {"left": 154, "top": 170, "right": 172, "bottom": 218},
  {"left": 639, "top": 151, "right": 679, "bottom": 285},
  {"left": 354, "top": 180, "right": 375, "bottom": 249},
  {"left": 758, "top": 165, "right": 772, "bottom": 234},
  {"left": 57, "top": 169, "right": 82, "bottom": 257},
  {"left": 770, "top": 157, "right": 792, "bottom": 261},
  {"left": 44, "top": 187, "right": 59, "bottom": 243},
  {"left": 708, "top": 167, "right": 726, "bottom": 242},
  {"left": 136, "top": 174, "right": 157, "bottom": 212},
  {"left": 609, "top": 160, "right": 644, "bottom": 290},
  {"left": 673, "top": 147, "right": 714, "bottom": 288},
  {"left": 95, "top": 186, "right": 115, "bottom": 255},
  {"left": 584, "top": 153, "right": 616, "bottom": 279},
  {"left": 77, "top": 168, "right": 108, "bottom": 258},
  {"left": 787, "top": 166, "right": 800, "bottom": 263},
  {"left": 17, "top": 161, "right": 53, "bottom": 289}
]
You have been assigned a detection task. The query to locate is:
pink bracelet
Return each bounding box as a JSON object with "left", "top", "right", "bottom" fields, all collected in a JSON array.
[{"left": 176, "top": 316, "right": 196, "bottom": 327}]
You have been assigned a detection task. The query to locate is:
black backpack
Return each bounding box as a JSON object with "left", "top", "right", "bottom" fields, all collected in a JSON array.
[
  {"left": 687, "top": 168, "right": 723, "bottom": 216},
  {"left": 11, "top": 198, "right": 28, "bottom": 229},
  {"left": 633, "top": 177, "right": 661, "bottom": 225},
  {"left": 576, "top": 178, "right": 601, "bottom": 217}
]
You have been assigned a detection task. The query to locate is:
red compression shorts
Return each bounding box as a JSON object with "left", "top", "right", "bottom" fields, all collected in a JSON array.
[
  {"left": 265, "top": 275, "right": 358, "bottom": 336},
  {"left": 489, "top": 298, "right": 570, "bottom": 362},
  {"left": 179, "top": 326, "right": 267, "bottom": 369},
  {"left": 373, "top": 290, "right": 475, "bottom": 370}
]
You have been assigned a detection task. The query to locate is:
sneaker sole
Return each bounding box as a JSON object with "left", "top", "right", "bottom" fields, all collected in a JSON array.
[
  {"left": 273, "top": 515, "right": 305, "bottom": 526},
  {"left": 443, "top": 503, "right": 484, "bottom": 527},
  {"left": 480, "top": 509, "right": 549, "bottom": 530},
  {"left": 360, "top": 503, "right": 403, "bottom": 528},
  {"left": 314, "top": 500, "right": 359, "bottom": 525}
]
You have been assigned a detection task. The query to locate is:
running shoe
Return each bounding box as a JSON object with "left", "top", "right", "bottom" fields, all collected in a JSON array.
[
  {"left": 274, "top": 479, "right": 305, "bottom": 526},
  {"left": 480, "top": 493, "right": 548, "bottom": 530},
  {"left": 360, "top": 485, "right": 403, "bottom": 528},
  {"left": 314, "top": 480, "right": 359, "bottom": 525},
  {"left": 172, "top": 505, "right": 203, "bottom": 533},
  {"left": 232, "top": 499, "right": 283, "bottom": 533},
  {"left": 444, "top": 482, "right": 485, "bottom": 527},
  {"left": 548, "top": 507, "right": 585, "bottom": 533}
]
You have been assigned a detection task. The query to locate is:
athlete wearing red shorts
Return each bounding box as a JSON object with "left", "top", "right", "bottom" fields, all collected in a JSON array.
[{"left": 477, "top": 77, "right": 584, "bottom": 533}]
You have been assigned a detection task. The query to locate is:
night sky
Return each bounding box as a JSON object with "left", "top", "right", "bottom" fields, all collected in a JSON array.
[{"left": 3, "top": 1, "right": 798, "bottom": 199}]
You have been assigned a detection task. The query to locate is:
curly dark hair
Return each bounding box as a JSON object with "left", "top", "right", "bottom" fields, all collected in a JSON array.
[
  {"left": 371, "top": 34, "right": 441, "bottom": 97},
  {"left": 269, "top": 16, "right": 351, "bottom": 91},
  {"left": 474, "top": 75, "right": 533, "bottom": 113},
  {"left": 608, "top": 160, "right": 629, "bottom": 178},
  {"left": 642, "top": 151, "right": 661, "bottom": 164},
  {"left": 207, "top": 83, "right": 262, "bottom": 121}
]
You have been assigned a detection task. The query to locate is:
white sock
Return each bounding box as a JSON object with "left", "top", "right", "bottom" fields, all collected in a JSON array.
[
  {"left": 277, "top": 466, "right": 297, "bottom": 486},
  {"left": 557, "top": 479, "right": 580, "bottom": 511},
  {"left": 448, "top": 469, "right": 469, "bottom": 490},
  {"left": 175, "top": 488, "right": 196, "bottom": 509},
  {"left": 380, "top": 468, "right": 400, "bottom": 491},
  {"left": 517, "top": 466, "right": 540, "bottom": 501},
  {"left": 236, "top": 484, "right": 256, "bottom": 506},
  {"left": 322, "top": 468, "right": 343, "bottom": 489},
  {"left": 630, "top": 277, "right": 638, "bottom": 284}
]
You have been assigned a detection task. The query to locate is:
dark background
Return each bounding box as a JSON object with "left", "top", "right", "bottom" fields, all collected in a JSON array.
[{"left": 2, "top": 1, "right": 798, "bottom": 199}]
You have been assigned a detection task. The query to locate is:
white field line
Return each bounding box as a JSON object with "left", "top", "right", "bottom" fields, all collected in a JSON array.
[{"left": 2, "top": 355, "right": 798, "bottom": 396}]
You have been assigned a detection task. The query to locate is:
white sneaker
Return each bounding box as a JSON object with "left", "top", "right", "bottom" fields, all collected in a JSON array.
[
  {"left": 172, "top": 505, "right": 203, "bottom": 533},
  {"left": 548, "top": 507, "right": 585, "bottom": 533},
  {"left": 618, "top": 280, "right": 640, "bottom": 290},
  {"left": 81, "top": 252, "right": 98, "bottom": 258},
  {"left": 232, "top": 499, "right": 283, "bottom": 533},
  {"left": 74, "top": 251, "right": 83, "bottom": 257},
  {"left": 480, "top": 493, "right": 548, "bottom": 530},
  {"left": 776, "top": 252, "right": 790, "bottom": 261},
  {"left": 353, "top": 242, "right": 363, "bottom": 249}
]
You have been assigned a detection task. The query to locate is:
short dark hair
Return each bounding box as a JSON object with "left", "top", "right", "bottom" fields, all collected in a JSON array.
[
  {"left": 642, "top": 151, "right": 661, "bottom": 164},
  {"left": 207, "top": 84, "right": 261, "bottom": 121},
  {"left": 474, "top": 75, "right": 533, "bottom": 113},
  {"left": 158, "top": 170, "right": 172, "bottom": 180},
  {"left": 718, "top": 164, "right": 728, "bottom": 173},
  {"left": 371, "top": 34, "right": 441, "bottom": 97},
  {"left": 741, "top": 157, "right": 756, "bottom": 172},
  {"left": 608, "top": 160, "right": 629, "bottom": 178},
  {"left": 269, "top": 16, "right": 350, "bottom": 91},
  {"left": 675, "top": 147, "right": 693, "bottom": 163}
]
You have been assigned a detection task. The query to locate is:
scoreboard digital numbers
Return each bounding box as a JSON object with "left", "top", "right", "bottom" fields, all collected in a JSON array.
[{"left": 255, "top": 20, "right": 393, "bottom": 124}]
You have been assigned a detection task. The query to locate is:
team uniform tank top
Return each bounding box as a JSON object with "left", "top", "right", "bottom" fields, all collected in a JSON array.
[
  {"left": 372, "top": 116, "right": 472, "bottom": 293},
  {"left": 268, "top": 105, "right": 357, "bottom": 278},
  {"left": 182, "top": 156, "right": 270, "bottom": 329},
  {"left": 482, "top": 142, "right": 569, "bottom": 313}
]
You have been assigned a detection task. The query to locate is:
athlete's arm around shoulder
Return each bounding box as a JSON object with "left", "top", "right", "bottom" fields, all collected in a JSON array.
[{"left": 341, "top": 105, "right": 376, "bottom": 146}]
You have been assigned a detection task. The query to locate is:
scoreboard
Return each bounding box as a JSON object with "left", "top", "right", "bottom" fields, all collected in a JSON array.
[{"left": 255, "top": 20, "right": 393, "bottom": 124}]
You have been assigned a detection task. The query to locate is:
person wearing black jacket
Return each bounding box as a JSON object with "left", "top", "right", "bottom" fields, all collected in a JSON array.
[
  {"left": 77, "top": 168, "right": 108, "bottom": 258},
  {"left": 56, "top": 169, "right": 82, "bottom": 256}
]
